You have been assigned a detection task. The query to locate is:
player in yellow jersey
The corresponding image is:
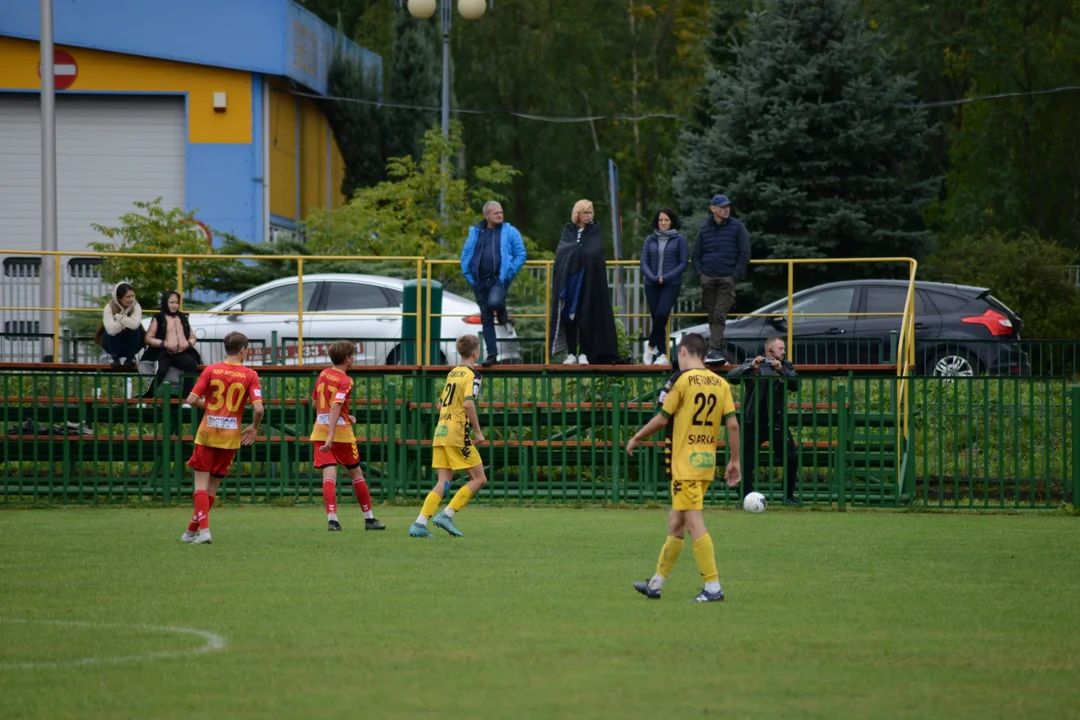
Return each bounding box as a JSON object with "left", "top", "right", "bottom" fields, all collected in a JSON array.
[
  {"left": 409, "top": 334, "right": 487, "bottom": 538},
  {"left": 626, "top": 332, "right": 741, "bottom": 602}
]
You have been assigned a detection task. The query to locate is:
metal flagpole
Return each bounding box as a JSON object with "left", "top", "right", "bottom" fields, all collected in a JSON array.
[{"left": 40, "top": 0, "right": 59, "bottom": 362}]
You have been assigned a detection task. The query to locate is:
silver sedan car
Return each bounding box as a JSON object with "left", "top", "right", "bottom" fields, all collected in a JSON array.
[{"left": 185, "top": 274, "right": 520, "bottom": 365}]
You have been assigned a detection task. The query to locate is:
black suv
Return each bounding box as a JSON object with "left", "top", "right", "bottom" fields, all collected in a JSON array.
[{"left": 672, "top": 280, "right": 1030, "bottom": 376}]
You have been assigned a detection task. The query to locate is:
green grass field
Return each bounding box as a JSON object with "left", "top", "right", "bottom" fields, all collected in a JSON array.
[{"left": 1, "top": 505, "right": 1078, "bottom": 719}]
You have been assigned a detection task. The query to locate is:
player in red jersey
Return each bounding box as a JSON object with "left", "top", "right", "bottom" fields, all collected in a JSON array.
[
  {"left": 179, "top": 332, "right": 264, "bottom": 545},
  {"left": 311, "top": 340, "right": 385, "bottom": 532}
]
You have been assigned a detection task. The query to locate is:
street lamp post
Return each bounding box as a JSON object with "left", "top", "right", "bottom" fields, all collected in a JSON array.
[
  {"left": 405, "top": 0, "right": 491, "bottom": 140},
  {"left": 404, "top": 0, "right": 491, "bottom": 235}
]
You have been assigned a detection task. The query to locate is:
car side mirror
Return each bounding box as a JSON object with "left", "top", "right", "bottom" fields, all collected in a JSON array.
[
  {"left": 769, "top": 316, "right": 787, "bottom": 332},
  {"left": 227, "top": 313, "right": 240, "bottom": 322}
]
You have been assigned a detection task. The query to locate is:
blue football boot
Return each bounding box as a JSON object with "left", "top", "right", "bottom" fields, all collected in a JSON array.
[
  {"left": 433, "top": 512, "right": 463, "bottom": 537},
  {"left": 409, "top": 523, "right": 434, "bottom": 538}
]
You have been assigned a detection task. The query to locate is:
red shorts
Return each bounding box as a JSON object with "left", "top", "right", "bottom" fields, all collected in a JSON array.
[
  {"left": 314, "top": 441, "right": 360, "bottom": 470},
  {"left": 186, "top": 445, "right": 238, "bottom": 478}
]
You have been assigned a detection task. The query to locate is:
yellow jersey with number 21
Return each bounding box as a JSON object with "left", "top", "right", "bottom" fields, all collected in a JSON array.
[
  {"left": 433, "top": 366, "right": 481, "bottom": 448},
  {"left": 658, "top": 368, "right": 736, "bottom": 482}
]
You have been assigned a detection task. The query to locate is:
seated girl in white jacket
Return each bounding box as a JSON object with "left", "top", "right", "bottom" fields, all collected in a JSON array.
[{"left": 101, "top": 282, "right": 143, "bottom": 368}]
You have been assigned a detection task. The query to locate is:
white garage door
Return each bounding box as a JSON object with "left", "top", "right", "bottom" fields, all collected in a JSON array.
[{"left": 0, "top": 93, "right": 186, "bottom": 254}]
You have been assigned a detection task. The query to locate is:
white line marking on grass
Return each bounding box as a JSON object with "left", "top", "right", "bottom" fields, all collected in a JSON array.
[{"left": 0, "top": 618, "right": 228, "bottom": 670}]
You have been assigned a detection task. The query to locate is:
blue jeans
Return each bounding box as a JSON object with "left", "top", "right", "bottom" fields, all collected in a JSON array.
[
  {"left": 101, "top": 328, "right": 143, "bottom": 361},
  {"left": 473, "top": 281, "right": 507, "bottom": 357},
  {"left": 643, "top": 281, "right": 680, "bottom": 352}
]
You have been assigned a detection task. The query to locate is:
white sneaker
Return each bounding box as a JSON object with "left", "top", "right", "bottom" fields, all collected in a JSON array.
[
  {"left": 180, "top": 530, "right": 199, "bottom": 543},
  {"left": 642, "top": 344, "right": 657, "bottom": 365},
  {"left": 653, "top": 354, "right": 671, "bottom": 367},
  {"left": 192, "top": 529, "right": 213, "bottom": 545},
  {"left": 578, "top": 354, "right": 589, "bottom": 365},
  {"left": 563, "top": 354, "right": 578, "bottom": 365}
]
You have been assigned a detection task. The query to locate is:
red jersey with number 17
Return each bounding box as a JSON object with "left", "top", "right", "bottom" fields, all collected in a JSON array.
[
  {"left": 310, "top": 367, "right": 357, "bottom": 443},
  {"left": 190, "top": 362, "right": 263, "bottom": 449}
]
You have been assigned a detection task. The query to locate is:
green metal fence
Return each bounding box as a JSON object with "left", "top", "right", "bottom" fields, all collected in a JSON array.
[{"left": 1, "top": 367, "right": 1076, "bottom": 509}]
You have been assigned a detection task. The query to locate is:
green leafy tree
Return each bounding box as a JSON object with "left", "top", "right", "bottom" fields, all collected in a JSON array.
[
  {"left": 937, "top": 0, "right": 1080, "bottom": 247},
  {"left": 89, "top": 198, "right": 217, "bottom": 306},
  {"left": 201, "top": 235, "right": 310, "bottom": 296},
  {"left": 303, "top": 124, "right": 551, "bottom": 337},
  {"left": 675, "top": 0, "right": 940, "bottom": 306}
]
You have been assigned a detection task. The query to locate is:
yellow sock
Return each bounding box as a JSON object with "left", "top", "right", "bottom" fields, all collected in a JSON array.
[
  {"left": 420, "top": 491, "right": 442, "bottom": 520},
  {"left": 448, "top": 485, "right": 475, "bottom": 513},
  {"left": 692, "top": 534, "right": 720, "bottom": 584},
  {"left": 656, "top": 536, "right": 684, "bottom": 579}
]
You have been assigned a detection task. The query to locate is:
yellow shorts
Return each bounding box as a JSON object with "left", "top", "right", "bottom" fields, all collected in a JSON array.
[
  {"left": 671, "top": 479, "right": 710, "bottom": 511},
  {"left": 432, "top": 445, "right": 483, "bottom": 471}
]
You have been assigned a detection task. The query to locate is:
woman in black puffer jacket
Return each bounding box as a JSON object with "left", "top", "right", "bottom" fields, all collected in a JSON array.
[{"left": 639, "top": 208, "right": 688, "bottom": 365}]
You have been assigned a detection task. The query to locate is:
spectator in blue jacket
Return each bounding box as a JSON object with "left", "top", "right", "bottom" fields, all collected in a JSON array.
[
  {"left": 640, "top": 208, "right": 688, "bottom": 366},
  {"left": 693, "top": 194, "right": 751, "bottom": 365},
  {"left": 460, "top": 201, "right": 527, "bottom": 366}
]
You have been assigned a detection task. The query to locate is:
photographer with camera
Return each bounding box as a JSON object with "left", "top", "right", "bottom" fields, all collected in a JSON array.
[{"left": 727, "top": 336, "right": 801, "bottom": 505}]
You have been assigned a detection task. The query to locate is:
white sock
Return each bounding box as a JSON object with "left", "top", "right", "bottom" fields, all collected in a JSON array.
[
  {"left": 444, "top": 507, "right": 456, "bottom": 518},
  {"left": 327, "top": 512, "right": 339, "bottom": 522},
  {"left": 648, "top": 574, "right": 666, "bottom": 591},
  {"left": 705, "top": 581, "right": 721, "bottom": 594},
  {"left": 414, "top": 514, "right": 428, "bottom": 526},
  {"left": 363, "top": 510, "right": 374, "bottom": 519}
]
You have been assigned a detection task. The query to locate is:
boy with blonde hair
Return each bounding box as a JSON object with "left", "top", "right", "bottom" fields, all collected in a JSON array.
[{"left": 410, "top": 334, "right": 487, "bottom": 538}]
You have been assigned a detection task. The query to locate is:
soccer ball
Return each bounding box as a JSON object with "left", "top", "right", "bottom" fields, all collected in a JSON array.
[{"left": 742, "top": 492, "right": 767, "bottom": 513}]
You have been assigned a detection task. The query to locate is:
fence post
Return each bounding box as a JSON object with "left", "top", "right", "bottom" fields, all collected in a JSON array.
[
  {"left": 271, "top": 330, "right": 278, "bottom": 366},
  {"left": 837, "top": 382, "right": 847, "bottom": 510},
  {"left": 888, "top": 330, "right": 898, "bottom": 364},
  {"left": 1072, "top": 385, "right": 1079, "bottom": 509},
  {"left": 612, "top": 384, "right": 622, "bottom": 504},
  {"left": 387, "top": 382, "right": 398, "bottom": 501},
  {"left": 161, "top": 380, "right": 172, "bottom": 506}
]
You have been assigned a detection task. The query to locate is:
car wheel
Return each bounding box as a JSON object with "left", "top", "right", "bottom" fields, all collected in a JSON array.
[{"left": 926, "top": 351, "right": 980, "bottom": 377}]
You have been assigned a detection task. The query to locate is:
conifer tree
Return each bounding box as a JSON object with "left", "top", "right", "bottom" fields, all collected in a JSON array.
[
  {"left": 384, "top": 3, "right": 441, "bottom": 163},
  {"left": 675, "top": 0, "right": 938, "bottom": 301}
]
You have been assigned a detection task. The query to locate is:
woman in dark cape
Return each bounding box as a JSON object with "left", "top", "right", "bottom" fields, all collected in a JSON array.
[{"left": 548, "top": 199, "right": 620, "bottom": 364}]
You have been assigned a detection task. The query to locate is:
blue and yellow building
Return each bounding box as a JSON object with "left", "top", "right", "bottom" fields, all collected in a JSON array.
[{"left": 0, "top": 0, "right": 380, "bottom": 253}]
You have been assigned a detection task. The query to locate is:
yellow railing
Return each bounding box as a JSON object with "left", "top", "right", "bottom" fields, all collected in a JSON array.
[
  {"left": 0, "top": 250, "right": 426, "bottom": 366},
  {"left": 2, "top": 250, "right": 917, "bottom": 384}
]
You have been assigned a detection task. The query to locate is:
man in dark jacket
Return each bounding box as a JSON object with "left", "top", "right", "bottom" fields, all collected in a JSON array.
[
  {"left": 727, "top": 336, "right": 800, "bottom": 505},
  {"left": 693, "top": 194, "right": 751, "bottom": 365}
]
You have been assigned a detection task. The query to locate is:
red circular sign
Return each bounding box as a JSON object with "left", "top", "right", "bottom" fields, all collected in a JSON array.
[{"left": 38, "top": 49, "right": 78, "bottom": 91}]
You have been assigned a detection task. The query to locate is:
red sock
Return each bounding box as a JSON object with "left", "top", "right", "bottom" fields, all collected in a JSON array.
[
  {"left": 187, "top": 495, "right": 215, "bottom": 532},
  {"left": 322, "top": 480, "right": 338, "bottom": 516},
  {"left": 193, "top": 490, "right": 211, "bottom": 531},
  {"left": 352, "top": 478, "right": 372, "bottom": 513}
]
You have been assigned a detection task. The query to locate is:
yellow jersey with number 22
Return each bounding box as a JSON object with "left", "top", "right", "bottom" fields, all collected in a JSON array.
[{"left": 658, "top": 368, "right": 736, "bottom": 482}]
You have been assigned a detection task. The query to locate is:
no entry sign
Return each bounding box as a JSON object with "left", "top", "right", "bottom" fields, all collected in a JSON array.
[{"left": 38, "top": 49, "right": 78, "bottom": 90}]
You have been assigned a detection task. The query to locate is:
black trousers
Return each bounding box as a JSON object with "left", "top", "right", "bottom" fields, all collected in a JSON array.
[
  {"left": 741, "top": 419, "right": 800, "bottom": 498},
  {"left": 145, "top": 350, "right": 198, "bottom": 397}
]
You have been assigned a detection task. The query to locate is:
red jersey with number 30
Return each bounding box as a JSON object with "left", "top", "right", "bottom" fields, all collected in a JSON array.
[
  {"left": 190, "top": 362, "right": 263, "bottom": 449},
  {"left": 310, "top": 367, "right": 356, "bottom": 443}
]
